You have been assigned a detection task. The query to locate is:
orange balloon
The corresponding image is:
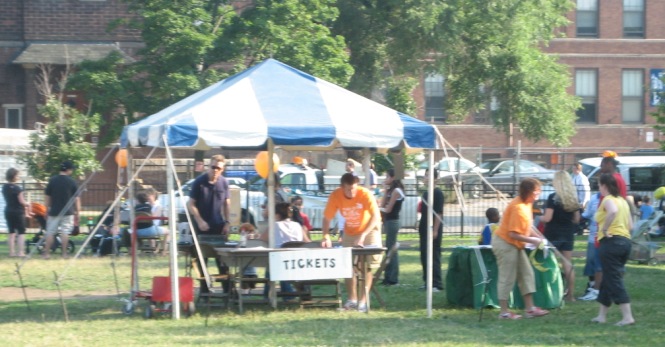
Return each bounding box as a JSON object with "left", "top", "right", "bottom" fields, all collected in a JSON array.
[
  {"left": 115, "top": 149, "right": 128, "bottom": 168},
  {"left": 255, "top": 151, "right": 280, "bottom": 178}
]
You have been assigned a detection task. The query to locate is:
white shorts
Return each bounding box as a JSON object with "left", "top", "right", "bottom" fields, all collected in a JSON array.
[{"left": 46, "top": 215, "right": 75, "bottom": 236}]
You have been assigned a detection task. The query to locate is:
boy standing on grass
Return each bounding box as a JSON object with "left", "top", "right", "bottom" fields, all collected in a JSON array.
[
  {"left": 579, "top": 192, "right": 602, "bottom": 301},
  {"left": 478, "top": 208, "right": 500, "bottom": 246}
]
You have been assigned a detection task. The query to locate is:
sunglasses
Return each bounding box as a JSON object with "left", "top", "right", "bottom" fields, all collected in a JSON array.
[{"left": 210, "top": 165, "right": 223, "bottom": 171}]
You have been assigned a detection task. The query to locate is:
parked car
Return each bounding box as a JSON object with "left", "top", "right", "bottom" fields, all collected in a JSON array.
[
  {"left": 579, "top": 155, "right": 665, "bottom": 192},
  {"left": 463, "top": 158, "right": 556, "bottom": 197},
  {"left": 416, "top": 157, "right": 486, "bottom": 182}
]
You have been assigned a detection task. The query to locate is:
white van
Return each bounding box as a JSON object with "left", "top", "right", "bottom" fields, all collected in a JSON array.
[{"left": 579, "top": 156, "right": 665, "bottom": 192}]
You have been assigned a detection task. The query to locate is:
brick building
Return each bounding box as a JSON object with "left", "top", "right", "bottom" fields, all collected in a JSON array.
[
  {"left": 2, "top": 0, "right": 665, "bottom": 175},
  {"left": 415, "top": 0, "right": 665, "bottom": 168},
  {"left": 0, "top": 0, "right": 144, "bottom": 194}
]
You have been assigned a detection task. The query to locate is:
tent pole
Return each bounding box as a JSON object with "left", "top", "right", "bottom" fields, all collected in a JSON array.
[
  {"left": 267, "top": 140, "right": 277, "bottom": 308},
  {"left": 362, "top": 149, "right": 371, "bottom": 189},
  {"left": 164, "top": 142, "right": 181, "bottom": 320},
  {"left": 426, "top": 150, "right": 434, "bottom": 318},
  {"left": 127, "top": 147, "right": 138, "bottom": 295}
]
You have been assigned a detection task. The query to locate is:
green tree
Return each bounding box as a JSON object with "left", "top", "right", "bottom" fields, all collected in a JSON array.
[
  {"left": 69, "top": 0, "right": 353, "bottom": 145},
  {"left": 334, "top": 0, "right": 580, "bottom": 147},
  {"left": 20, "top": 66, "right": 102, "bottom": 181},
  {"left": 650, "top": 75, "right": 665, "bottom": 149}
]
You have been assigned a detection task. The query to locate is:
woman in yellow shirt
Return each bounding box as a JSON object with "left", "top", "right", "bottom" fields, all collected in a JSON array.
[{"left": 592, "top": 173, "right": 635, "bottom": 326}]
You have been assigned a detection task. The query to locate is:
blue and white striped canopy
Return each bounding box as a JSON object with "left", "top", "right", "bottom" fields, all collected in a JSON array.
[{"left": 121, "top": 59, "right": 439, "bottom": 150}]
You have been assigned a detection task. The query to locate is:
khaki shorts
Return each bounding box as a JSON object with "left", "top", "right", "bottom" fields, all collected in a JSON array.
[
  {"left": 46, "top": 215, "right": 75, "bottom": 236},
  {"left": 342, "top": 228, "right": 383, "bottom": 269}
]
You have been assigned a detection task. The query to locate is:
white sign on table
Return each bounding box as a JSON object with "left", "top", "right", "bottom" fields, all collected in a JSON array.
[{"left": 269, "top": 248, "right": 353, "bottom": 281}]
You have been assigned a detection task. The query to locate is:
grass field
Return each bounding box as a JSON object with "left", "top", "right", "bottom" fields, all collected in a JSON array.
[{"left": 1, "top": 233, "right": 663, "bottom": 346}]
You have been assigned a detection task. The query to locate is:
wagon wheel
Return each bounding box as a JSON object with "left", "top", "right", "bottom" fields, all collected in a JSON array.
[
  {"left": 122, "top": 300, "right": 135, "bottom": 315},
  {"left": 648, "top": 257, "right": 659, "bottom": 266},
  {"left": 144, "top": 304, "right": 155, "bottom": 319}
]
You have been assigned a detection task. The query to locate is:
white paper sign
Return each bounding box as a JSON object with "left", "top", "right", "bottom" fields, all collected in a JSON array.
[{"left": 269, "top": 248, "right": 353, "bottom": 281}]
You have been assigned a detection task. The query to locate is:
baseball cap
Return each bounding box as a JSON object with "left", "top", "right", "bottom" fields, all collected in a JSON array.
[
  {"left": 601, "top": 150, "right": 618, "bottom": 158},
  {"left": 60, "top": 161, "right": 76, "bottom": 171}
]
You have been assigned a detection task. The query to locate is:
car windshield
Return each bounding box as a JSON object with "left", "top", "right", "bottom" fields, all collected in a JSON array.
[
  {"left": 419, "top": 158, "right": 476, "bottom": 172},
  {"left": 479, "top": 161, "right": 502, "bottom": 171}
]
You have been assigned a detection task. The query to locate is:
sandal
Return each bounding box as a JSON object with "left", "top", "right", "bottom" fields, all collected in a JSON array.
[
  {"left": 615, "top": 320, "right": 635, "bottom": 326},
  {"left": 525, "top": 307, "right": 549, "bottom": 318},
  {"left": 498, "top": 312, "right": 522, "bottom": 320}
]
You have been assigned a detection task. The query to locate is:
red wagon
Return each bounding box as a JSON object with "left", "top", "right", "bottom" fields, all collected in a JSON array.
[{"left": 122, "top": 215, "right": 196, "bottom": 318}]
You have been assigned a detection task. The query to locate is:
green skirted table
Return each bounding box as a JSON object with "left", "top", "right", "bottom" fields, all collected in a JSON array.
[{"left": 446, "top": 245, "right": 563, "bottom": 309}]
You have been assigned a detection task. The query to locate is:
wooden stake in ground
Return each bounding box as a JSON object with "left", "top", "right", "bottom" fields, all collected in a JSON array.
[
  {"left": 53, "top": 271, "right": 69, "bottom": 323},
  {"left": 14, "top": 263, "right": 31, "bottom": 311}
]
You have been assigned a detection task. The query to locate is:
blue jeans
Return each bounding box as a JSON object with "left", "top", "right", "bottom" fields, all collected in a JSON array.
[
  {"left": 383, "top": 219, "right": 400, "bottom": 284},
  {"left": 263, "top": 270, "right": 295, "bottom": 299}
]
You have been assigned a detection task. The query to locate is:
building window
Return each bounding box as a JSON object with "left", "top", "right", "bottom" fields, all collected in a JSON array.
[
  {"left": 624, "top": 0, "right": 645, "bottom": 38},
  {"left": 424, "top": 74, "right": 446, "bottom": 123},
  {"left": 575, "top": 69, "right": 597, "bottom": 123},
  {"left": 3, "top": 104, "right": 24, "bottom": 129},
  {"left": 622, "top": 69, "right": 644, "bottom": 123},
  {"left": 576, "top": 0, "right": 598, "bottom": 37}
]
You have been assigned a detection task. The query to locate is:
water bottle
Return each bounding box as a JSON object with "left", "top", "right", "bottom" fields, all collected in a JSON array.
[{"left": 240, "top": 230, "right": 247, "bottom": 248}]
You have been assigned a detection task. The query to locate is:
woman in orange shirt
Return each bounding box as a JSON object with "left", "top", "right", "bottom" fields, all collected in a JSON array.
[{"left": 491, "top": 178, "right": 549, "bottom": 320}]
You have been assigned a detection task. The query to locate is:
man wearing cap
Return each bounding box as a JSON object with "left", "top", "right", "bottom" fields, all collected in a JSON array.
[
  {"left": 188, "top": 154, "right": 231, "bottom": 238},
  {"left": 43, "top": 161, "right": 80, "bottom": 259},
  {"left": 187, "top": 155, "right": 230, "bottom": 294},
  {"left": 321, "top": 173, "right": 382, "bottom": 313}
]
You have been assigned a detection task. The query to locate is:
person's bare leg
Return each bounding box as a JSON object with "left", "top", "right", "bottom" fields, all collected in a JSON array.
[
  {"left": 499, "top": 299, "right": 510, "bottom": 315},
  {"left": 345, "top": 276, "right": 357, "bottom": 302},
  {"left": 591, "top": 304, "right": 609, "bottom": 323},
  {"left": 43, "top": 234, "right": 54, "bottom": 259},
  {"left": 17, "top": 234, "right": 26, "bottom": 256},
  {"left": 358, "top": 268, "right": 373, "bottom": 305},
  {"left": 60, "top": 234, "right": 69, "bottom": 258},
  {"left": 617, "top": 303, "right": 635, "bottom": 326},
  {"left": 8, "top": 233, "right": 16, "bottom": 256},
  {"left": 562, "top": 250, "right": 575, "bottom": 301},
  {"left": 523, "top": 293, "right": 535, "bottom": 310}
]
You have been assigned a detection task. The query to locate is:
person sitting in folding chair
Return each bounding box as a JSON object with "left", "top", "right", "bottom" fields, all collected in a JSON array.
[
  {"left": 134, "top": 190, "right": 167, "bottom": 252},
  {"left": 259, "top": 202, "right": 304, "bottom": 299}
]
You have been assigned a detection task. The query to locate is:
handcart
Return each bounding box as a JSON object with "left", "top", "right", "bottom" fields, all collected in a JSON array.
[{"left": 122, "top": 215, "right": 196, "bottom": 318}]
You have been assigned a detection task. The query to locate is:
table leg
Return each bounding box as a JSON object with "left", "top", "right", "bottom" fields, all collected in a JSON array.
[{"left": 363, "top": 257, "right": 370, "bottom": 313}]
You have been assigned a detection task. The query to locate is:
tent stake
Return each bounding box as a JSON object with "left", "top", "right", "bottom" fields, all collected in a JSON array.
[
  {"left": 53, "top": 271, "right": 69, "bottom": 323},
  {"left": 14, "top": 263, "right": 31, "bottom": 311}
]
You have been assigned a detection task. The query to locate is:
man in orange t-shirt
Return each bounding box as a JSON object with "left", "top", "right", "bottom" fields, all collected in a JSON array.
[{"left": 321, "top": 173, "right": 382, "bottom": 312}]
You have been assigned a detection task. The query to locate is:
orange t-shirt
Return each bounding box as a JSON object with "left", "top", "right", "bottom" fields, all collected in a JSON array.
[
  {"left": 324, "top": 186, "right": 378, "bottom": 236},
  {"left": 494, "top": 197, "right": 533, "bottom": 249}
]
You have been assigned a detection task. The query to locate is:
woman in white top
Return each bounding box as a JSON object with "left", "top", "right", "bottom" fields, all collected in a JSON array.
[
  {"left": 260, "top": 202, "right": 304, "bottom": 246},
  {"left": 260, "top": 202, "right": 303, "bottom": 297}
]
